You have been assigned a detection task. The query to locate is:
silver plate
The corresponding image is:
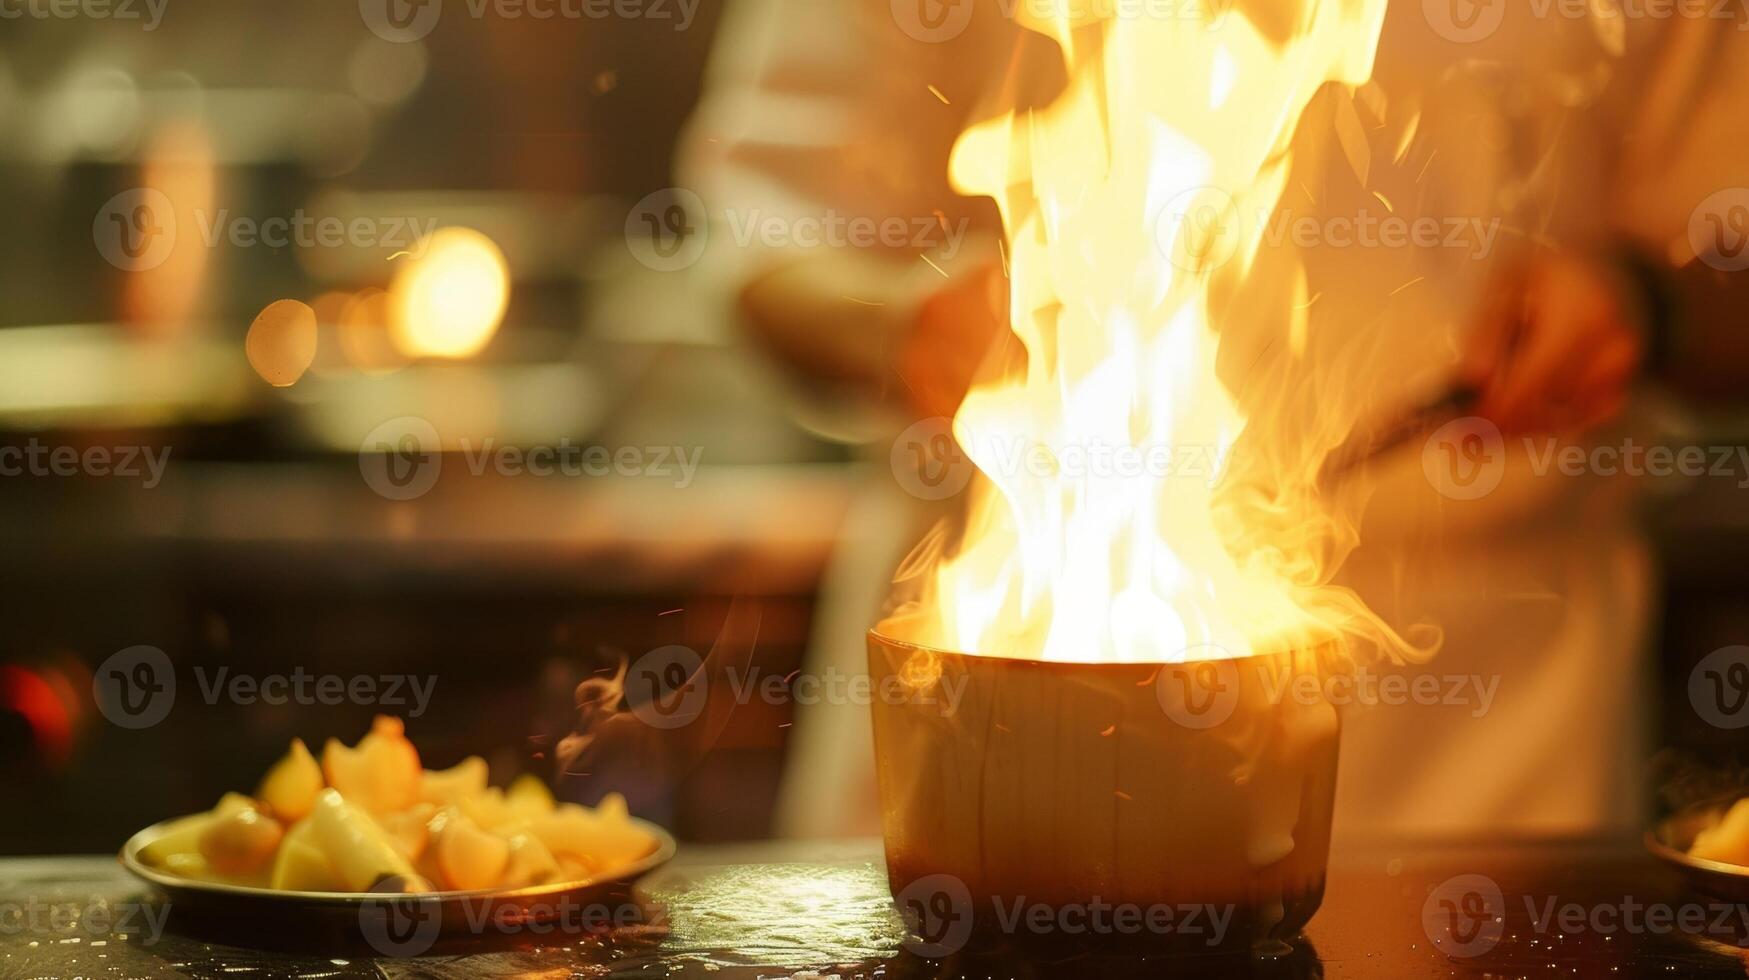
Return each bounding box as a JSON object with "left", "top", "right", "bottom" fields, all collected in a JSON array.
[{"left": 119, "top": 813, "right": 677, "bottom": 945}]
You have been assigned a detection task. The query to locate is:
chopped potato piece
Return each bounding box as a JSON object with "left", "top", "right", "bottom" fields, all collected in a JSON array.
[
  {"left": 457, "top": 787, "right": 519, "bottom": 833},
  {"left": 199, "top": 803, "right": 285, "bottom": 876},
  {"left": 435, "top": 810, "right": 511, "bottom": 891},
  {"left": 421, "top": 756, "right": 489, "bottom": 807},
  {"left": 308, "top": 789, "right": 418, "bottom": 891},
  {"left": 1691, "top": 798, "right": 1749, "bottom": 867},
  {"left": 503, "top": 831, "right": 561, "bottom": 888},
  {"left": 506, "top": 774, "right": 556, "bottom": 819},
  {"left": 137, "top": 716, "right": 658, "bottom": 894},
  {"left": 379, "top": 802, "right": 437, "bottom": 863},
  {"left": 530, "top": 794, "right": 653, "bottom": 874},
  {"left": 322, "top": 716, "right": 422, "bottom": 815},
  {"left": 163, "top": 852, "right": 221, "bottom": 882},
  {"left": 257, "top": 739, "right": 324, "bottom": 823},
  {"left": 140, "top": 812, "right": 214, "bottom": 867},
  {"left": 271, "top": 820, "right": 342, "bottom": 891}
]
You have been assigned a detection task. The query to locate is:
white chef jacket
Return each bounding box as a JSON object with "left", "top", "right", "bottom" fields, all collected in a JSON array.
[{"left": 679, "top": 0, "right": 1747, "bottom": 843}]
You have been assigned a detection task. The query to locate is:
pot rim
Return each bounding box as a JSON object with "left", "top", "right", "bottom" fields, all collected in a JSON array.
[{"left": 869, "top": 621, "right": 1338, "bottom": 670}]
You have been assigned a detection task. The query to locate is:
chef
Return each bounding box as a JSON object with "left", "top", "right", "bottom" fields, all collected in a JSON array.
[{"left": 675, "top": 0, "right": 1749, "bottom": 843}]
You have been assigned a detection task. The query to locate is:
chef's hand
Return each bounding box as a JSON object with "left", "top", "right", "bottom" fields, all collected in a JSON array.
[
  {"left": 1462, "top": 252, "right": 1646, "bottom": 436},
  {"left": 897, "top": 263, "right": 1009, "bottom": 421}
]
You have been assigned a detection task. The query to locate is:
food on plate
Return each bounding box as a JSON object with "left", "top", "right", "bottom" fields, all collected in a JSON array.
[
  {"left": 135, "top": 715, "right": 657, "bottom": 893},
  {"left": 1689, "top": 797, "right": 1749, "bottom": 867}
]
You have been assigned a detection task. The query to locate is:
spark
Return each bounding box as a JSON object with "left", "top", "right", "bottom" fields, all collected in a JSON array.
[
  {"left": 386, "top": 251, "right": 412, "bottom": 261},
  {"left": 1389, "top": 276, "right": 1425, "bottom": 296},
  {"left": 927, "top": 84, "right": 950, "bottom": 105},
  {"left": 843, "top": 295, "right": 886, "bottom": 307},
  {"left": 1099, "top": 725, "right": 1116, "bottom": 736},
  {"left": 658, "top": 608, "right": 684, "bottom": 617},
  {"left": 1372, "top": 190, "right": 1393, "bottom": 212},
  {"left": 919, "top": 254, "right": 949, "bottom": 278},
  {"left": 1294, "top": 291, "right": 1323, "bottom": 310},
  {"left": 1416, "top": 148, "right": 1438, "bottom": 184}
]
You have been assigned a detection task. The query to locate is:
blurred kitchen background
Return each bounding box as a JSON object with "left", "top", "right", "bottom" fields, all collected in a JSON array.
[
  {"left": 0, "top": 0, "right": 865, "bottom": 853},
  {"left": 1, "top": 0, "right": 1748, "bottom": 856}
]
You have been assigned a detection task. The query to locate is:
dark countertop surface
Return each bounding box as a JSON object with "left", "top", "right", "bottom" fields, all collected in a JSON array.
[{"left": 4, "top": 836, "right": 1748, "bottom": 978}]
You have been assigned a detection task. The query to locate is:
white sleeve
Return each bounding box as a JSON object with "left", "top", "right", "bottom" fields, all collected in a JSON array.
[{"left": 676, "top": 0, "right": 1009, "bottom": 303}]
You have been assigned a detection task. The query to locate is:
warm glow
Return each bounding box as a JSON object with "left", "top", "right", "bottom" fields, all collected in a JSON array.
[
  {"left": 899, "top": 1, "right": 1405, "bottom": 664},
  {"left": 337, "top": 288, "right": 407, "bottom": 376},
  {"left": 388, "top": 227, "right": 510, "bottom": 359},
  {"left": 245, "top": 299, "right": 319, "bottom": 387}
]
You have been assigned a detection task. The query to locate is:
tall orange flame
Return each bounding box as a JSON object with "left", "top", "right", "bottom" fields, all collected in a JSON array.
[{"left": 897, "top": 1, "right": 1426, "bottom": 665}]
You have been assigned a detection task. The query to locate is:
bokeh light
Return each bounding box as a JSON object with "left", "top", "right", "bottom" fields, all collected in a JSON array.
[
  {"left": 245, "top": 299, "right": 319, "bottom": 387},
  {"left": 388, "top": 227, "right": 510, "bottom": 360}
]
